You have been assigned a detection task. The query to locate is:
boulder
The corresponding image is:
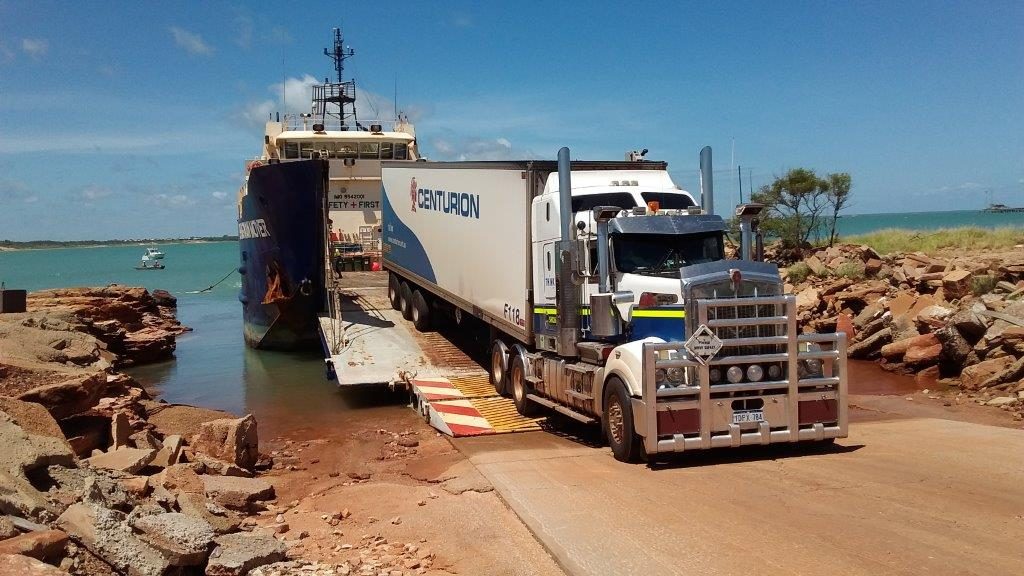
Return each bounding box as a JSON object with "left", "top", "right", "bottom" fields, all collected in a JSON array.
[
  {"left": 985, "top": 396, "right": 1018, "bottom": 407},
  {"left": 174, "top": 492, "right": 241, "bottom": 535},
  {"left": 942, "top": 269, "right": 972, "bottom": 300},
  {"left": 202, "top": 475, "right": 274, "bottom": 511},
  {"left": 0, "top": 516, "right": 17, "bottom": 540},
  {"left": 935, "top": 326, "right": 977, "bottom": 374},
  {"left": 864, "top": 258, "right": 883, "bottom": 275},
  {"left": 59, "top": 415, "right": 110, "bottom": 458},
  {"left": 950, "top": 308, "right": 987, "bottom": 343},
  {"left": 56, "top": 503, "right": 170, "bottom": 576},
  {"left": 17, "top": 372, "right": 107, "bottom": 420},
  {"left": 0, "top": 553, "right": 70, "bottom": 575},
  {"left": 191, "top": 415, "right": 258, "bottom": 471},
  {"left": 849, "top": 327, "right": 891, "bottom": 359},
  {"left": 151, "top": 435, "right": 183, "bottom": 468},
  {"left": 804, "top": 256, "right": 828, "bottom": 277},
  {"left": 915, "top": 304, "right": 954, "bottom": 329},
  {"left": 881, "top": 333, "right": 939, "bottom": 360},
  {"left": 150, "top": 464, "right": 205, "bottom": 495},
  {"left": 0, "top": 529, "right": 68, "bottom": 561},
  {"left": 904, "top": 342, "right": 942, "bottom": 366},
  {"left": 205, "top": 533, "right": 287, "bottom": 576},
  {"left": 887, "top": 293, "right": 916, "bottom": 319},
  {"left": 853, "top": 303, "right": 884, "bottom": 331},
  {"left": 0, "top": 397, "right": 71, "bottom": 450},
  {"left": 132, "top": 512, "right": 215, "bottom": 566},
  {"left": 979, "top": 357, "right": 1024, "bottom": 390},
  {"left": 129, "top": 430, "right": 162, "bottom": 451},
  {"left": 85, "top": 448, "right": 155, "bottom": 474},
  {"left": 960, "top": 356, "right": 1016, "bottom": 391},
  {"left": 111, "top": 412, "right": 131, "bottom": 451},
  {"left": 795, "top": 287, "right": 821, "bottom": 313},
  {"left": 0, "top": 411, "right": 76, "bottom": 519}
]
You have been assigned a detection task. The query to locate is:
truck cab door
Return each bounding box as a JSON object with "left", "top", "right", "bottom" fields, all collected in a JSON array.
[{"left": 543, "top": 241, "right": 556, "bottom": 300}]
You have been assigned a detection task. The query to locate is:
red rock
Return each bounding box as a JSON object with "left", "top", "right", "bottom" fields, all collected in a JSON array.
[
  {"left": 17, "top": 372, "right": 107, "bottom": 420},
  {"left": 942, "top": 269, "right": 972, "bottom": 300},
  {"left": 960, "top": 356, "right": 1016, "bottom": 390},
  {"left": 881, "top": 333, "right": 939, "bottom": 359},
  {"left": 0, "top": 530, "right": 68, "bottom": 561},
  {"left": 836, "top": 313, "right": 855, "bottom": 340},
  {"left": 191, "top": 415, "right": 258, "bottom": 470},
  {"left": 904, "top": 343, "right": 942, "bottom": 365},
  {"left": 0, "top": 553, "right": 70, "bottom": 575},
  {"left": 887, "top": 293, "right": 916, "bottom": 319}
]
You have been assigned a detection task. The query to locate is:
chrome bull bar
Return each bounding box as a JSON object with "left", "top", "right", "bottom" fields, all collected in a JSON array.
[{"left": 637, "top": 294, "right": 848, "bottom": 454}]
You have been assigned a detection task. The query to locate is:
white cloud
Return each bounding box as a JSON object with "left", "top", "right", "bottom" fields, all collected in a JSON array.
[
  {"left": 23, "top": 195, "right": 39, "bottom": 204},
  {"left": 21, "top": 38, "right": 48, "bottom": 59},
  {"left": 212, "top": 191, "right": 228, "bottom": 200},
  {"left": 267, "top": 27, "right": 292, "bottom": 44},
  {"left": 428, "top": 136, "right": 534, "bottom": 161},
  {"left": 80, "top": 185, "right": 113, "bottom": 201},
  {"left": 169, "top": 27, "right": 213, "bottom": 56},
  {"left": 152, "top": 193, "right": 196, "bottom": 208}
]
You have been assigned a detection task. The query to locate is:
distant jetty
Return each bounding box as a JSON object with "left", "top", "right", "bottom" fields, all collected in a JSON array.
[
  {"left": 983, "top": 203, "right": 1024, "bottom": 213},
  {"left": 0, "top": 235, "right": 238, "bottom": 251}
]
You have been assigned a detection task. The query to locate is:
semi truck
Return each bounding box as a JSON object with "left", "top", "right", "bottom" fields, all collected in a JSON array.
[{"left": 380, "top": 147, "right": 848, "bottom": 462}]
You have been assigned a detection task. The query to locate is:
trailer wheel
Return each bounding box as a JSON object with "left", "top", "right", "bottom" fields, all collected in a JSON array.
[
  {"left": 399, "top": 282, "right": 414, "bottom": 320},
  {"left": 603, "top": 377, "right": 644, "bottom": 463},
  {"left": 388, "top": 274, "right": 401, "bottom": 310},
  {"left": 411, "top": 290, "right": 432, "bottom": 332},
  {"left": 510, "top": 353, "right": 538, "bottom": 417},
  {"left": 489, "top": 340, "right": 510, "bottom": 396}
]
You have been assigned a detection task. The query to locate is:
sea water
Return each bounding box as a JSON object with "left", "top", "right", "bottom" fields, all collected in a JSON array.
[
  {"left": 0, "top": 242, "right": 375, "bottom": 435},
  {"left": 1, "top": 211, "right": 1020, "bottom": 432}
]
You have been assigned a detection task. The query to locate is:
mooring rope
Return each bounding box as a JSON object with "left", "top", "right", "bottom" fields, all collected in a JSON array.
[{"left": 185, "top": 268, "right": 237, "bottom": 294}]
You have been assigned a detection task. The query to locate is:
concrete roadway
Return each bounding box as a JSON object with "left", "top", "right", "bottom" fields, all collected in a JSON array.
[{"left": 455, "top": 418, "right": 1024, "bottom": 576}]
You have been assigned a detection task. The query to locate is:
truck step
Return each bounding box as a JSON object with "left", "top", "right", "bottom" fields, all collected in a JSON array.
[
  {"left": 566, "top": 390, "right": 594, "bottom": 402},
  {"left": 526, "top": 394, "right": 596, "bottom": 424}
]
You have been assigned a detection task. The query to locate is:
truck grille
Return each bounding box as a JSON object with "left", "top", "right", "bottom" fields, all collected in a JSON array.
[{"left": 691, "top": 280, "right": 785, "bottom": 358}]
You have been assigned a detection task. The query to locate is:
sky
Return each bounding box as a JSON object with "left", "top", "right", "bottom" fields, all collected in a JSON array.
[{"left": 1, "top": 1, "right": 1022, "bottom": 240}]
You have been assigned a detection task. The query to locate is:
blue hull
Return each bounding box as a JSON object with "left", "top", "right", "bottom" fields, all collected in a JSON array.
[{"left": 238, "top": 160, "right": 327, "bottom": 350}]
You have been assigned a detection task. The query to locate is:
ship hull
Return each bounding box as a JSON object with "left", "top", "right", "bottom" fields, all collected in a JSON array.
[{"left": 238, "top": 160, "right": 327, "bottom": 350}]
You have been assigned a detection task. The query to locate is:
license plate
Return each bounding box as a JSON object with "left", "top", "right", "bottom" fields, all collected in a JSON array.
[{"left": 732, "top": 410, "right": 764, "bottom": 424}]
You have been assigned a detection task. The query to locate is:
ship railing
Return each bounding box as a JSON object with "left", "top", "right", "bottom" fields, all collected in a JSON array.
[{"left": 280, "top": 115, "right": 408, "bottom": 133}]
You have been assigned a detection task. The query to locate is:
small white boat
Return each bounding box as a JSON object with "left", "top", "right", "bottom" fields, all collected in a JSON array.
[
  {"left": 145, "top": 247, "right": 165, "bottom": 259},
  {"left": 135, "top": 254, "right": 165, "bottom": 270}
]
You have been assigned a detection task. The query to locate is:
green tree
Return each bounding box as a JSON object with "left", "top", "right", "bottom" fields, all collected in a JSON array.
[
  {"left": 752, "top": 168, "right": 830, "bottom": 248},
  {"left": 825, "top": 172, "right": 852, "bottom": 247},
  {"left": 752, "top": 168, "right": 852, "bottom": 249}
]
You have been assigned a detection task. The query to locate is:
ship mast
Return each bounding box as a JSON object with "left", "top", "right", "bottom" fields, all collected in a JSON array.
[{"left": 312, "top": 27, "right": 358, "bottom": 129}]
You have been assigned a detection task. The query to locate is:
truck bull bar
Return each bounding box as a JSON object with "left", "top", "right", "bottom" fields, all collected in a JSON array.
[{"left": 637, "top": 294, "right": 848, "bottom": 454}]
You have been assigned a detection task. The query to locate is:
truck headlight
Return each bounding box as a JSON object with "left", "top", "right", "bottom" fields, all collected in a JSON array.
[
  {"left": 709, "top": 368, "right": 722, "bottom": 383},
  {"left": 767, "top": 364, "right": 782, "bottom": 380},
  {"left": 746, "top": 365, "right": 764, "bottom": 382},
  {"left": 655, "top": 368, "right": 668, "bottom": 383},
  {"left": 726, "top": 366, "right": 744, "bottom": 383},
  {"left": 667, "top": 367, "right": 684, "bottom": 383}
]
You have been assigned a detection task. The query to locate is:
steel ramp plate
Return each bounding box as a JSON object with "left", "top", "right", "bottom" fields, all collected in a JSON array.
[{"left": 410, "top": 376, "right": 545, "bottom": 437}]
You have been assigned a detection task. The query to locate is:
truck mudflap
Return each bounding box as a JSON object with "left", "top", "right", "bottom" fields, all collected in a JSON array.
[{"left": 637, "top": 294, "right": 849, "bottom": 454}]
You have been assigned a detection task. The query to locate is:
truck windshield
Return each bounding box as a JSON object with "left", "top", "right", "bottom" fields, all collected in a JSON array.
[{"left": 613, "top": 232, "right": 724, "bottom": 274}]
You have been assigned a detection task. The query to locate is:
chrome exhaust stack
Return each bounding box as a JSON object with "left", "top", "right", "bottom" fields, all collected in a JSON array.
[
  {"left": 699, "top": 146, "right": 714, "bottom": 216},
  {"left": 555, "top": 147, "right": 580, "bottom": 358}
]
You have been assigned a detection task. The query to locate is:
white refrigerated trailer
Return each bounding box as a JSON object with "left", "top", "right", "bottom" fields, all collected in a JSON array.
[{"left": 381, "top": 148, "right": 848, "bottom": 462}]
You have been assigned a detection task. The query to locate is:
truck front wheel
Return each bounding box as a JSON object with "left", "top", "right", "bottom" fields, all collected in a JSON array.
[
  {"left": 509, "top": 353, "right": 538, "bottom": 417},
  {"left": 603, "top": 377, "right": 644, "bottom": 463},
  {"left": 411, "top": 290, "right": 432, "bottom": 332},
  {"left": 399, "top": 282, "right": 413, "bottom": 320}
]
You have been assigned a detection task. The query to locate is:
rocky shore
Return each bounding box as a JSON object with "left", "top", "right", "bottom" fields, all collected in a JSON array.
[
  {"left": 0, "top": 286, "right": 291, "bottom": 575},
  {"left": 783, "top": 244, "right": 1024, "bottom": 421}
]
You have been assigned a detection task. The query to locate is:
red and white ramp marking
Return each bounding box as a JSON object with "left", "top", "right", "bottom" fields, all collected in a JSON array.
[
  {"left": 410, "top": 377, "right": 494, "bottom": 437},
  {"left": 410, "top": 377, "right": 466, "bottom": 401}
]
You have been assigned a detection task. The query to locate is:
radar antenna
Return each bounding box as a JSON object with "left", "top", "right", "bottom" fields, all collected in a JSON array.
[{"left": 312, "top": 26, "right": 358, "bottom": 129}]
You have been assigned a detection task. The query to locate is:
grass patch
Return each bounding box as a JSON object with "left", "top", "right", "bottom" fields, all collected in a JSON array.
[
  {"left": 834, "top": 261, "right": 866, "bottom": 280},
  {"left": 970, "top": 275, "right": 997, "bottom": 296},
  {"left": 786, "top": 262, "right": 812, "bottom": 283},
  {"left": 842, "top": 227, "right": 1024, "bottom": 256}
]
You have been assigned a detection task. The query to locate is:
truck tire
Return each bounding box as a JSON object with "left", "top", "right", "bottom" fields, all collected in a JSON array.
[
  {"left": 411, "top": 290, "right": 432, "bottom": 332},
  {"left": 603, "top": 377, "right": 644, "bottom": 463},
  {"left": 399, "top": 282, "right": 413, "bottom": 321},
  {"left": 509, "top": 353, "right": 539, "bottom": 417},
  {"left": 388, "top": 274, "right": 401, "bottom": 310},
  {"left": 489, "top": 340, "right": 510, "bottom": 396}
]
